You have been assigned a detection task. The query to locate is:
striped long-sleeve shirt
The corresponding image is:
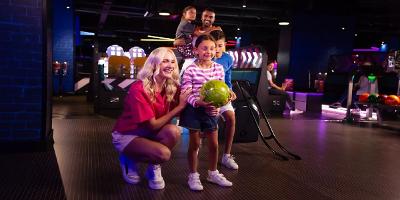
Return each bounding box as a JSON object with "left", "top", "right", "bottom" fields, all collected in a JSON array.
[{"left": 181, "top": 61, "right": 225, "bottom": 107}]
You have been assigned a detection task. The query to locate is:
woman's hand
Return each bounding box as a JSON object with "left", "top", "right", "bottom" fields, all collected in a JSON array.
[
  {"left": 229, "top": 90, "right": 237, "bottom": 101},
  {"left": 178, "top": 88, "right": 191, "bottom": 108}
]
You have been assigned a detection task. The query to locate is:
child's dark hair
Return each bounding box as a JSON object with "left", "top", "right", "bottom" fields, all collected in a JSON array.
[
  {"left": 266, "top": 60, "right": 276, "bottom": 69},
  {"left": 209, "top": 30, "right": 225, "bottom": 41},
  {"left": 194, "top": 34, "right": 216, "bottom": 48},
  {"left": 267, "top": 60, "right": 275, "bottom": 65}
]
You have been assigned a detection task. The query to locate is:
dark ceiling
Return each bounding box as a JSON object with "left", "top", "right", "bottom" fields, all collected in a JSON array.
[{"left": 74, "top": 0, "right": 400, "bottom": 55}]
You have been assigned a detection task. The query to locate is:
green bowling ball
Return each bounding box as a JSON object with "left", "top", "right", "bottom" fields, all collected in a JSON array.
[
  {"left": 368, "top": 94, "right": 378, "bottom": 104},
  {"left": 200, "top": 80, "right": 230, "bottom": 108}
]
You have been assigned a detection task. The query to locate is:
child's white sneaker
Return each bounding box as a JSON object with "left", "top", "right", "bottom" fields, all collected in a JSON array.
[
  {"left": 221, "top": 154, "right": 239, "bottom": 170},
  {"left": 119, "top": 154, "right": 140, "bottom": 184},
  {"left": 207, "top": 170, "right": 232, "bottom": 187},
  {"left": 145, "top": 164, "right": 165, "bottom": 189},
  {"left": 188, "top": 172, "right": 203, "bottom": 191}
]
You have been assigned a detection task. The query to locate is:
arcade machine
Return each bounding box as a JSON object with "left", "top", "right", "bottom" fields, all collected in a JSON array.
[
  {"left": 52, "top": 61, "right": 68, "bottom": 97},
  {"left": 93, "top": 45, "right": 146, "bottom": 117}
]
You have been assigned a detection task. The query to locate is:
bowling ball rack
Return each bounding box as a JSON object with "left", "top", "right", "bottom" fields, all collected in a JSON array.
[{"left": 346, "top": 101, "right": 400, "bottom": 129}]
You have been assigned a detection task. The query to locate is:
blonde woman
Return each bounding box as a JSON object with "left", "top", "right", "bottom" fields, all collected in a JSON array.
[{"left": 112, "top": 47, "right": 191, "bottom": 190}]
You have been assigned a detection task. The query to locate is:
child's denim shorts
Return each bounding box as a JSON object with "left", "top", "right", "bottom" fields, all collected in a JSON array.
[{"left": 179, "top": 104, "right": 218, "bottom": 132}]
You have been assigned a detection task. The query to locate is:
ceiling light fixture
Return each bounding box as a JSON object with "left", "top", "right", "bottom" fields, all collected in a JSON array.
[
  {"left": 158, "top": 12, "right": 170, "bottom": 16},
  {"left": 278, "top": 21, "right": 290, "bottom": 26},
  {"left": 143, "top": 11, "right": 154, "bottom": 17},
  {"left": 80, "top": 31, "right": 95, "bottom": 36}
]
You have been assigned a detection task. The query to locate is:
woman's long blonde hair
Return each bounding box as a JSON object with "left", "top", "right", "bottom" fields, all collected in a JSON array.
[{"left": 137, "top": 47, "right": 180, "bottom": 102}]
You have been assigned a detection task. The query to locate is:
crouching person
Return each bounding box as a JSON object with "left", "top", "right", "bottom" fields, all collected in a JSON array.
[{"left": 112, "top": 47, "right": 190, "bottom": 189}]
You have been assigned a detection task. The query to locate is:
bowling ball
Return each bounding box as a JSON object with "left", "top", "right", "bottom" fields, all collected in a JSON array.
[
  {"left": 368, "top": 94, "right": 378, "bottom": 104},
  {"left": 200, "top": 80, "right": 230, "bottom": 108},
  {"left": 359, "top": 92, "right": 369, "bottom": 103},
  {"left": 377, "top": 94, "right": 388, "bottom": 104},
  {"left": 385, "top": 95, "right": 400, "bottom": 106},
  {"left": 390, "top": 95, "right": 400, "bottom": 105}
]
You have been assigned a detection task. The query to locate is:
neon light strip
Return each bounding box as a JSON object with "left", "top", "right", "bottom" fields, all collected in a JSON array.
[
  {"left": 140, "top": 39, "right": 174, "bottom": 42},
  {"left": 147, "top": 35, "right": 174, "bottom": 40},
  {"left": 353, "top": 47, "right": 380, "bottom": 52}
]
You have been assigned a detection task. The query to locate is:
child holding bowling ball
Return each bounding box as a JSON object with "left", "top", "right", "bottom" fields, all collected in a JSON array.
[{"left": 180, "top": 34, "right": 233, "bottom": 191}]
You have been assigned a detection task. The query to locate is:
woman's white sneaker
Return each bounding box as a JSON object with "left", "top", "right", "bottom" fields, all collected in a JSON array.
[
  {"left": 207, "top": 170, "right": 232, "bottom": 187},
  {"left": 188, "top": 172, "right": 204, "bottom": 191},
  {"left": 119, "top": 154, "right": 140, "bottom": 184}
]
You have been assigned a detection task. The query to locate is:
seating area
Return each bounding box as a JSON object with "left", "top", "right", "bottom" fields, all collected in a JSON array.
[{"left": 288, "top": 91, "right": 323, "bottom": 113}]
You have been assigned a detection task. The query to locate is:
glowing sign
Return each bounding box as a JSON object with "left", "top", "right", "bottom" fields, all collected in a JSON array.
[{"left": 106, "top": 45, "right": 124, "bottom": 56}]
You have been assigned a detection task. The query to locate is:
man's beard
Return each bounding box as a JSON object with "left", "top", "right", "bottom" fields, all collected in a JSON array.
[{"left": 203, "top": 20, "right": 212, "bottom": 27}]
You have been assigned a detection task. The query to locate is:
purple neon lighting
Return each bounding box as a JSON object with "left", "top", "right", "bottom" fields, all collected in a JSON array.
[{"left": 353, "top": 46, "right": 380, "bottom": 52}]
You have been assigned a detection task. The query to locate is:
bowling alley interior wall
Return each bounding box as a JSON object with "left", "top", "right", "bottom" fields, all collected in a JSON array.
[
  {"left": 282, "top": 14, "right": 355, "bottom": 91},
  {"left": 0, "top": 0, "right": 50, "bottom": 145},
  {"left": 52, "top": 0, "right": 74, "bottom": 94}
]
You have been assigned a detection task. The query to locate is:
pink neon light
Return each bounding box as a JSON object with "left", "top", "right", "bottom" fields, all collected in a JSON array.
[{"left": 353, "top": 46, "right": 380, "bottom": 52}]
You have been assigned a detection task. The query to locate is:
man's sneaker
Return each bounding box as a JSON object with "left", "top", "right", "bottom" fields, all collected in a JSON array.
[
  {"left": 145, "top": 164, "right": 165, "bottom": 189},
  {"left": 119, "top": 154, "right": 140, "bottom": 184},
  {"left": 188, "top": 172, "right": 203, "bottom": 191},
  {"left": 221, "top": 154, "right": 239, "bottom": 170},
  {"left": 207, "top": 170, "right": 232, "bottom": 187},
  {"left": 290, "top": 109, "right": 304, "bottom": 115}
]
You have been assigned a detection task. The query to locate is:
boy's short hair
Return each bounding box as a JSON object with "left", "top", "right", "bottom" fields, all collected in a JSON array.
[{"left": 209, "top": 30, "right": 225, "bottom": 41}]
